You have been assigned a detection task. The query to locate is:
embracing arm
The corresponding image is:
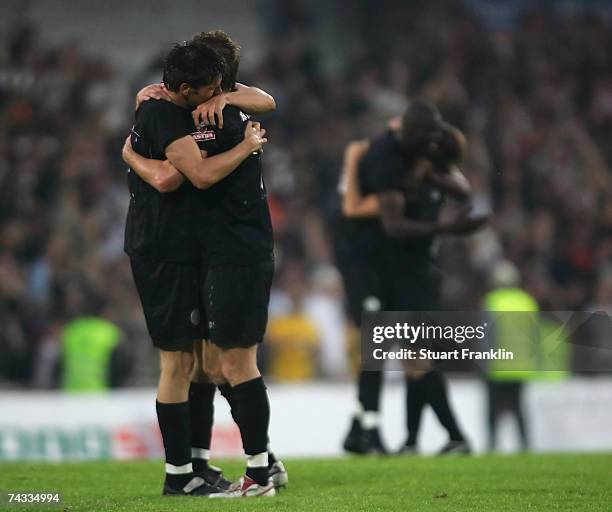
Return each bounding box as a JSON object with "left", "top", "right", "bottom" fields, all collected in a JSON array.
[
  {"left": 122, "top": 137, "right": 184, "bottom": 193},
  {"left": 192, "top": 84, "right": 276, "bottom": 128},
  {"left": 341, "top": 140, "right": 380, "bottom": 218},
  {"left": 427, "top": 164, "right": 471, "bottom": 201},
  {"left": 378, "top": 191, "right": 452, "bottom": 239},
  {"left": 136, "top": 83, "right": 276, "bottom": 117},
  {"left": 135, "top": 82, "right": 276, "bottom": 128},
  {"left": 379, "top": 191, "right": 488, "bottom": 239},
  {"left": 165, "top": 121, "right": 266, "bottom": 190},
  {"left": 231, "top": 83, "right": 276, "bottom": 113}
]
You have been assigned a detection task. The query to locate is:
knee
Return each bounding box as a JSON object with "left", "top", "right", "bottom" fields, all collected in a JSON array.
[
  {"left": 221, "top": 357, "right": 241, "bottom": 384},
  {"left": 220, "top": 348, "right": 258, "bottom": 385},
  {"left": 203, "top": 358, "right": 226, "bottom": 385},
  {"left": 160, "top": 352, "right": 194, "bottom": 383},
  {"left": 191, "top": 365, "right": 209, "bottom": 383}
]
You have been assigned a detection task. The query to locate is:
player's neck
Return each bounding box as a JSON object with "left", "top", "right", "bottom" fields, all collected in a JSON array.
[{"left": 166, "top": 90, "right": 189, "bottom": 109}]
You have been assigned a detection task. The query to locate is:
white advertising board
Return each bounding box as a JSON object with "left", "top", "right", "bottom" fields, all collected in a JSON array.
[{"left": 1, "top": 378, "right": 611, "bottom": 461}]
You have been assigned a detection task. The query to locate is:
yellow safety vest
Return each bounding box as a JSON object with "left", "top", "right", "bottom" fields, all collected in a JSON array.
[{"left": 61, "top": 317, "right": 121, "bottom": 392}]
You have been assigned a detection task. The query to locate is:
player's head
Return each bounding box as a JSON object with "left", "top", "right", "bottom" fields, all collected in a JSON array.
[
  {"left": 192, "top": 30, "right": 241, "bottom": 92},
  {"left": 162, "top": 41, "right": 224, "bottom": 106},
  {"left": 431, "top": 123, "right": 467, "bottom": 171},
  {"left": 400, "top": 99, "right": 443, "bottom": 156}
]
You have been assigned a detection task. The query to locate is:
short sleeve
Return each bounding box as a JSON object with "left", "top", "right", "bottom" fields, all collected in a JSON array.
[
  {"left": 214, "top": 106, "right": 246, "bottom": 153},
  {"left": 138, "top": 101, "right": 195, "bottom": 156}
]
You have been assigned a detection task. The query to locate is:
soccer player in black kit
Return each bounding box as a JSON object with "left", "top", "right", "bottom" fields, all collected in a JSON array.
[
  {"left": 124, "top": 35, "right": 279, "bottom": 497},
  {"left": 128, "top": 31, "right": 287, "bottom": 493},
  {"left": 336, "top": 100, "right": 487, "bottom": 455},
  {"left": 124, "top": 41, "right": 270, "bottom": 496}
]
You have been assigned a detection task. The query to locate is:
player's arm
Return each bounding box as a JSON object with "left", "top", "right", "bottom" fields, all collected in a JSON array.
[
  {"left": 122, "top": 136, "right": 185, "bottom": 193},
  {"left": 378, "top": 191, "right": 451, "bottom": 239},
  {"left": 191, "top": 84, "right": 276, "bottom": 129},
  {"left": 426, "top": 164, "right": 472, "bottom": 201},
  {"left": 165, "top": 121, "right": 266, "bottom": 189},
  {"left": 378, "top": 191, "right": 488, "bottom": 239},
  {"left": 232, "top": 83, "right": 276, "bottom": 113},
  {"left": 341, "top": 140, "right": 381, "bottom": 218},
  {"left": 135, "top": 82, "right": 275, "bottom": 127}
]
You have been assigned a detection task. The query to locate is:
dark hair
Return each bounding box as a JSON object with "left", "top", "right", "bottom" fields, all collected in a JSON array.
[
  {"left": 402, "top": 99, "right": 443, "bottom": 134},
  {"left": 162, "top": 41, "right": 225, "bottom": 92},
  {"left": 401, "top": 98, "right": 444, "bottom": 156},
  {"left": 192, "top": 30, "right": 241, "bottom": 91},
  {"left": 432, "top": 123, "right": 467, "bottom": 167}
]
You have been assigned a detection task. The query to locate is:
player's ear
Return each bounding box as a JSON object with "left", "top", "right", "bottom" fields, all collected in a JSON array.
[{"left": 178, "top": 83, "right": 191, "bottom": 97}]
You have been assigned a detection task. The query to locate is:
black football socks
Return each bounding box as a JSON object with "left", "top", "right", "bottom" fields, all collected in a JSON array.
[
  {"left": 358, "top": 369, "right": 383, "bottom": 428},
  {"left": 231, "top": 377, "right": 271, "bottom": 486},
  {"left": 405, "top": 376, "right": 426, "bottom": 447},
  {"left": 218, "top": 382, "right": 240, "bottom": 424},
  {"left": 422, "top": 370, "right": 464, "bottom": 442},
  {"left": 188, "top": 381, "right": 216, "bottom": 472},
  {"left": 156, "top": 400, "right": 193, "bottom": 489},
  {"left": 219, "top": 381, "right": 278, "bottom": 469}
]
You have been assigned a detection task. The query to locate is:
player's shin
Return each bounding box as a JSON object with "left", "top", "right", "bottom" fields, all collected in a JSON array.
[
  {"left": 188, "top": 380, "right": 216, "bottom": 471},
  {"left": 156, "top": 400, "right": 194, "bottom": 490},
  {"left": 231, "top": 377, "right": 271, "bottom": 486}
]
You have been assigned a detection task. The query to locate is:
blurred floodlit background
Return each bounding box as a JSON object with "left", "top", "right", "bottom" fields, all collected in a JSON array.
[{"left": 0, "top": 0, "right": 611, "bottom": 459}]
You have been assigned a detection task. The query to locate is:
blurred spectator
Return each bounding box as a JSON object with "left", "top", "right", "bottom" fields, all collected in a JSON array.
[
  {"left": 304, "top": 264, "right": 349, "bottom": 378},
  {"left": 60, "top": 312, "right": 130, "bottom": 392},
  {"left": 266, "top": 263, "right": 320, "bottom": 381},
  {"left": 483, "top": 260, "right": 571, "bottom": 451},
  {"left": 482, "top": 260, "right": 538, "bottom": 451}
]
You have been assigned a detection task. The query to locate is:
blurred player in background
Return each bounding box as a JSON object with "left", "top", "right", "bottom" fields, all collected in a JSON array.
[
  {"left": 124, "top": 32, "right": 283, "bottom": 497},
  {"left": 336, "top": 100, "right": 487, "bottom": 454}
]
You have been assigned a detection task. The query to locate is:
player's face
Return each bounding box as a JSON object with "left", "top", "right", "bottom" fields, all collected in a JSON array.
[
  {"left": 405, "top": 123, "right": 443, "bottom": 157},
  {"left": 424, "top": 124, "right": 444, "bottom": 156},
  {"left": 186, "top": 75, "right": 222, "bottom": 106}
]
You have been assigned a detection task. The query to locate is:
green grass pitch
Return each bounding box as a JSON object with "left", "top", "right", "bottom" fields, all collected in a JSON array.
[{"left": 2, "top": 454, "right": 611, "bottom": 511}]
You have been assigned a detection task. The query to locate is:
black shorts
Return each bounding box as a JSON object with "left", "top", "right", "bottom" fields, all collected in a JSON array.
[
  {"left": 204, "top": 261, "right": 274, "bottom": 349},
  {"left": 336, "top": 256, "right": 392, "bottom": 327},
  {"left": 333, "top": 222, "right": 395, "bottom": 326},
  {"left": 389, "top": 263, "right": 441, "bottom": 311},
  {"left": 130, "top": 257, "right": 208, "bottom": 351}
]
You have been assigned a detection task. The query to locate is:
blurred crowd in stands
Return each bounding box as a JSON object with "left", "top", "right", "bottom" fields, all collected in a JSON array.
[{"left": 1, "top": 0, "right": 611, "bottom": 388}]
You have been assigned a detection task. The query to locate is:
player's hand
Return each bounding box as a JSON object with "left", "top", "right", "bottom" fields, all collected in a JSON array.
[
  {"left": 135, "top": 83, "right": 170, "bottom": 109},
  {"left": 446, "top": 211, "right": 490, "bottom": 235},
  {"left": 242, "top": 121, "right": 267, "bottom": 153},
  {"left": 192, "top": 92, "right": 228, "bottom": 129},
  {"left": 122, "top": 135, "right": 135, "bottom": 165}
]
